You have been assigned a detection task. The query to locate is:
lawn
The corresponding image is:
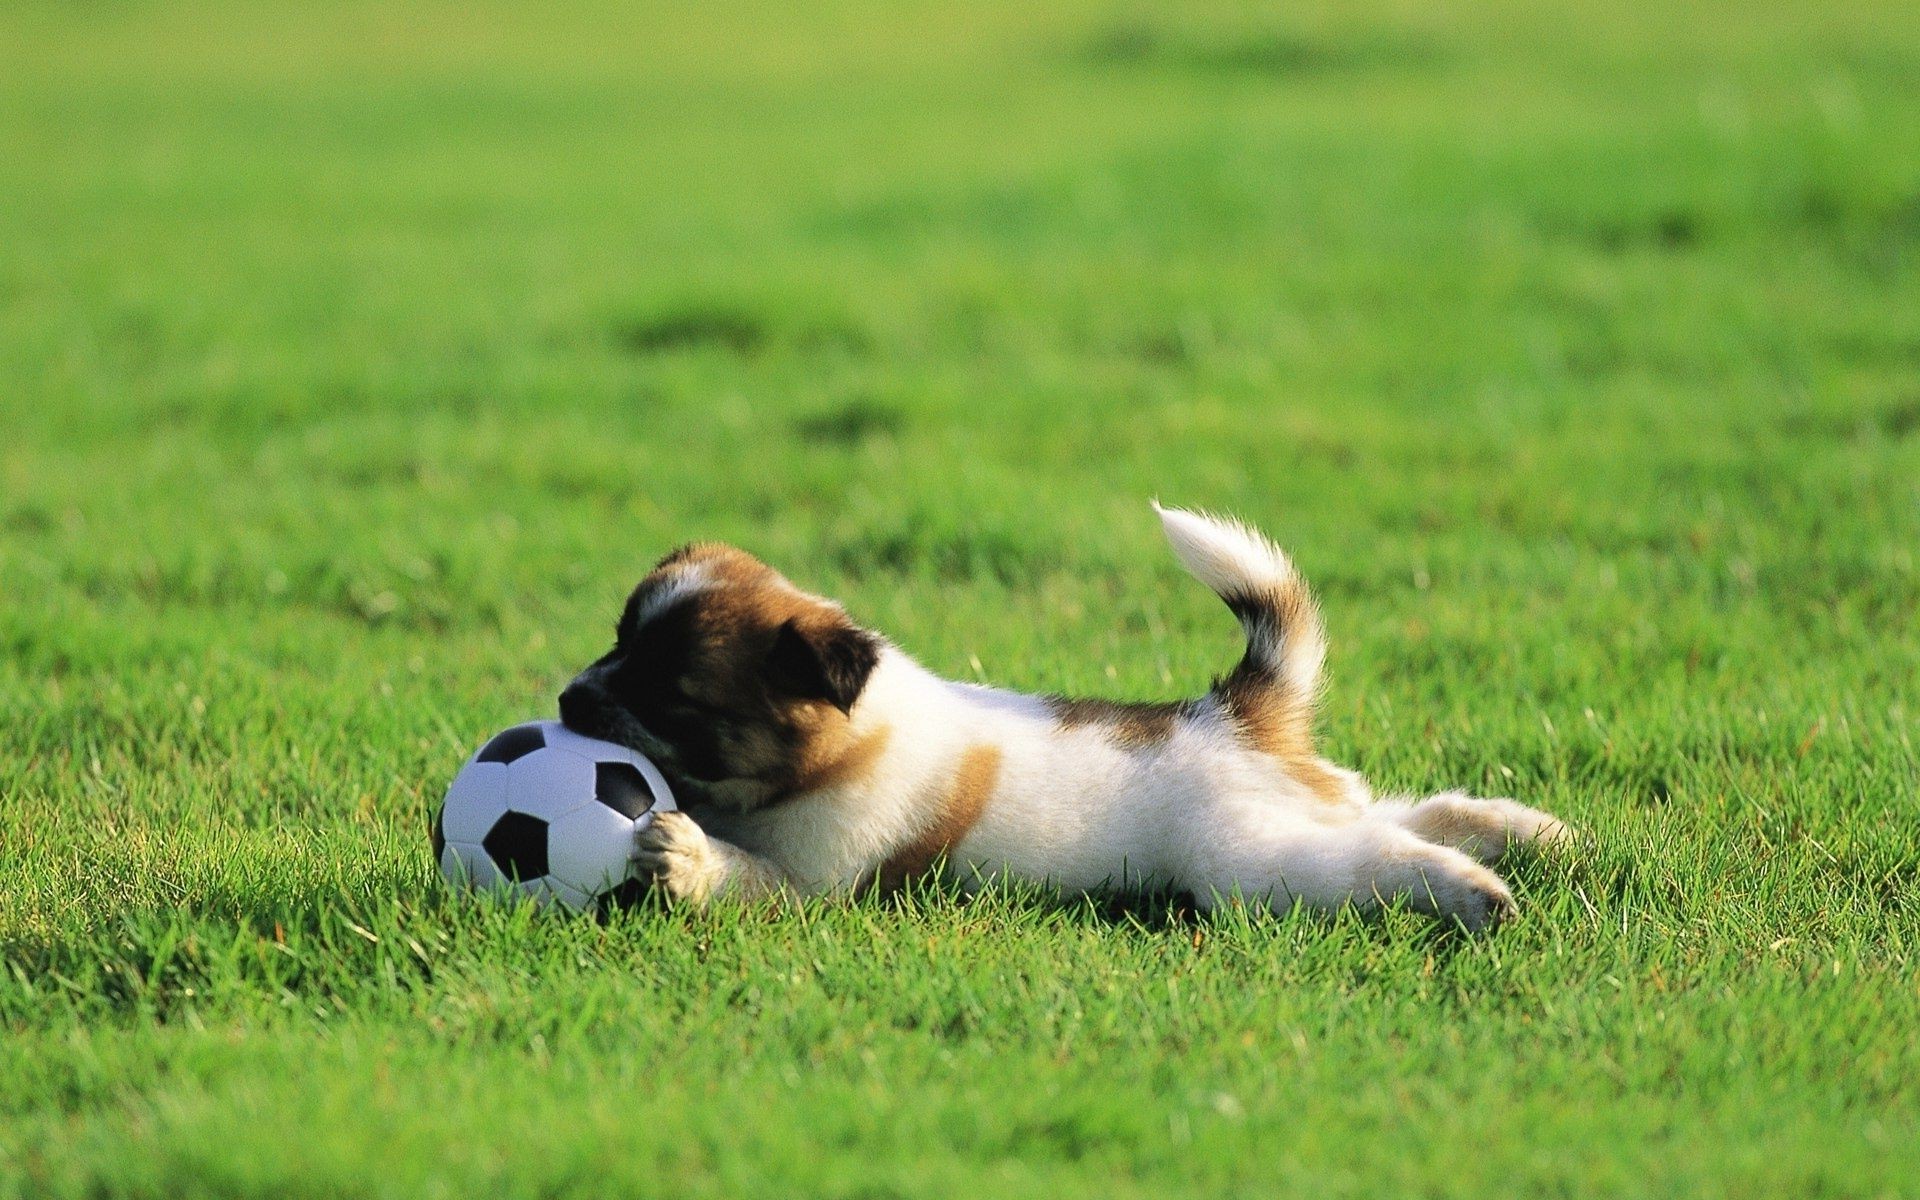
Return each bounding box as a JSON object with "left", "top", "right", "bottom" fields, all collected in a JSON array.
[{"left": 3, "top": 0, "right": 1918, "bottom": 1194}]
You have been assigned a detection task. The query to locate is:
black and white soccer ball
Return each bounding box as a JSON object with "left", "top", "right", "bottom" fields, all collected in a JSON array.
[{"left": 432, "top": 720, "right": 676, "bottom": 911}]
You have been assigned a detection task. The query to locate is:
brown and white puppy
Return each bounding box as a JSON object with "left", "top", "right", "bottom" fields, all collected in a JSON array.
[{"left": 559, "top": 504, "right": 1567, "bottom": 930}]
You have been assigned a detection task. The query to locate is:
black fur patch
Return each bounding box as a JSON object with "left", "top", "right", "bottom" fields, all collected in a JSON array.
[
  {"left": 623, "top": 698, "right": 734, "bottom": 783},
  {"left": 1223, "top": 591, "right": 1277, "bottom": 648},
  {"left": 765, "top": 619, "right": 880, "bottom": 714},
  {"left": 619, "top": 598, "right": 700, "bottom": 678}
]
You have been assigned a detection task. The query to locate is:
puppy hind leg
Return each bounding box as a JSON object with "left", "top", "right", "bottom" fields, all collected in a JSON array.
[
  {"left": 1183, "top": 806, "right": 1517, "bottom": 932},
  {"left": 1373, "top": 792, "right": 1570, "bottom": 864}
]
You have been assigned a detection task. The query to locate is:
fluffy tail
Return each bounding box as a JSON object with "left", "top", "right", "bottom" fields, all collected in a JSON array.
[{"left": 1154, "top": 502, "right": 1325, "bottom": 754}]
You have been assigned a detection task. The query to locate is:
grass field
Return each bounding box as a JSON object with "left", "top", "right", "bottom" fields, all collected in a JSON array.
[{"left": 4, "top": 0, "right": 1919, "bottom": 1194}]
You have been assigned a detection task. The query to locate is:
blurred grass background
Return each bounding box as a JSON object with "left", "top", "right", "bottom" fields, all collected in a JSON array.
[{"left": 2, "top": 0, "right": 1918, "bottom": 1195}]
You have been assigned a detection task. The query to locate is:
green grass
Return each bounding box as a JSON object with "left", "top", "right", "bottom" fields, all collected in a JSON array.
[{"left": 4, "top": 0, "right": 1919, "bottom": 1194}]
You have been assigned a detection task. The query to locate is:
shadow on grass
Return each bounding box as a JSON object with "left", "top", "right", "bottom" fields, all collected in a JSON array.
[
  {"left": 607, "top": 301, "right": 869, "bottom": 359},
  {"left": 791, "top": 398, "right": 907, "bottom": 446},
  {"left": 4, "top": 837, "right": 1589, "bottom": 1027},
  {"left": 615, "top": 863, "right": 1556, "bottom": 957},
  {"left": 1078, "top": 20, "right": 1445, "bottom": 78}
]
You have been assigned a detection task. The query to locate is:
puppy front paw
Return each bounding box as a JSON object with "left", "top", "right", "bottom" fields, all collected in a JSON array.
[{"left": 632, "top": 811, "right": 723, "bottom": 904}]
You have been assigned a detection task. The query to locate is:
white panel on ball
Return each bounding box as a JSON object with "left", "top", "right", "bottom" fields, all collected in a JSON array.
[
  {"left": 547, "top": 802, "right": 639, "bottom": 895},
  {"left": 440, "top": 761, "right": 511, "bottom": 844},
  {"left": 504, "top": 747, "right": 596, "bottom": 822}
]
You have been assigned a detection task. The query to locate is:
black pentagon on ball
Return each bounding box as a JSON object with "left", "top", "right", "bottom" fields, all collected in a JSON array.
[
  {"left": 482, "top": 811, "right": 549, "bottom": 880},
  {"left": 431, "top": 805, "right": 446, "bottom": 860},
  {"left": 593, "top": 761, "right": 656, "bottom": 819},
  {"left": 475, "top": 724, "right": 545, "bottom": 764}
]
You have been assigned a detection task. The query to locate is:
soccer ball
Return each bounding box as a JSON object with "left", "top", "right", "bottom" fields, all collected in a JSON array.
[{"left": 432, "top": 720, "right": 676, "bottom": 911}]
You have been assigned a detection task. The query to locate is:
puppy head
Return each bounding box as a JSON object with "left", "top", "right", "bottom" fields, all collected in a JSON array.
[{"left": 558, "top": 543, "right": 882, "bottom": 810}]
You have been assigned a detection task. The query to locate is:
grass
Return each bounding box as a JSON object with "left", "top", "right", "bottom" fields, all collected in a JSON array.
[{"left": 3, "top": 0, "right": 1918, "bottom": 1194}]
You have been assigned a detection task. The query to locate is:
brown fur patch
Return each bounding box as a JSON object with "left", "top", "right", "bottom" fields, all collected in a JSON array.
[
  {"left": 1218, "top": 678, "right": 1345, "bottom": 802},
  {"left": 786, "top": 723, "right": 893, "bottom": 799},
  {"left": 873, "top": 744, "right": 1002, "bottom": 891},
  {"left": 1047, "top": 697, "right": 1181, "bottom": 749}
]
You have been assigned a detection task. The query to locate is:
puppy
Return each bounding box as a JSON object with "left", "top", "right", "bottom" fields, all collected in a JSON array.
[{"left": 559, "top": 503, "right": 1567, "bottom": 930}]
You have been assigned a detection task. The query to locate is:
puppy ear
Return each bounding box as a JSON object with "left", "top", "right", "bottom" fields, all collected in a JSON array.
[{"left": 765, "top": 617, "right": 880, "bottom": 715}]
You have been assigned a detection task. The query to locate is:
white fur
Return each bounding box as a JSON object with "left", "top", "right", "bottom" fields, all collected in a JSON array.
[
  {"left": 640, "top": 505, "right": 1567, "bottom": 931},
  {"left": 634, "top": 563, "right": 715, "bottom": 626}
]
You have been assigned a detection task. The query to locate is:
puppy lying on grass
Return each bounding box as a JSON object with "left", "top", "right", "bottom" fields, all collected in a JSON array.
[{"left": 559, "top": 503, "right": 1566, "bottom": 930}]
